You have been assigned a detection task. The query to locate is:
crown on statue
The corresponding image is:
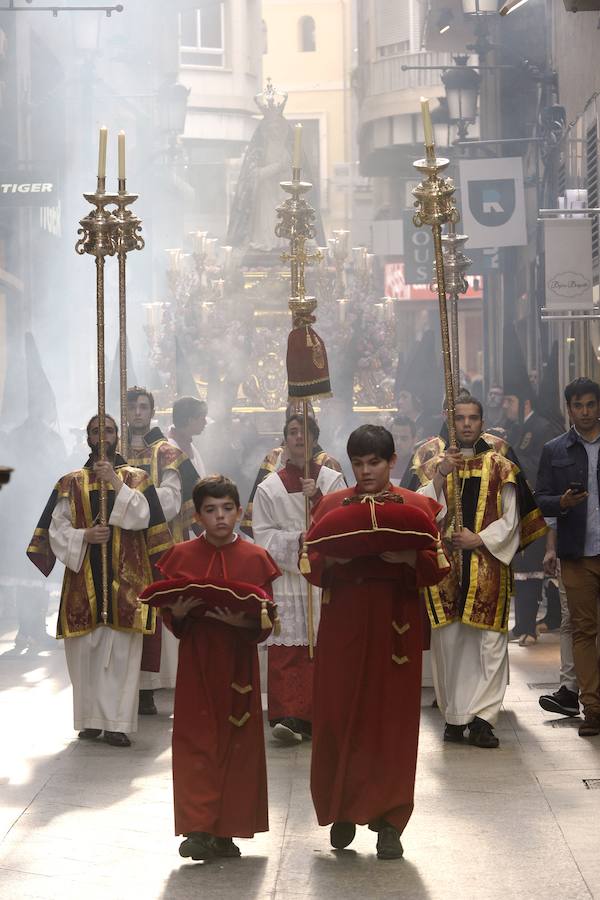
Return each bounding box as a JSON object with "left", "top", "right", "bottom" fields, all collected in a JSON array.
[{"left": 254, "top": 77, "right": 288, "bottom": 116}]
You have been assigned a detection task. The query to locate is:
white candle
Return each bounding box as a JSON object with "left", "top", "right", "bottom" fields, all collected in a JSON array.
[
  {"left": 97, "top": 126, "right": 108, "bottom": 179},
  {"left": 420, "top": 97, "right": 434, "bottom": 147},
  {"left": 293, "top": 123, "right": 302, "bottom": 169},
  {"left": 118, "top": 131, "right": 126, "bottom": 180}
]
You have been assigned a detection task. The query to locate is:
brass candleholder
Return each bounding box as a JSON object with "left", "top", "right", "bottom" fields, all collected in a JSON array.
[
  {"left": 275, "top": 168, "right": 323, "bottom": 326},
  {"left": 114, "top": 182, "right": 145, "bottom": 459},
  {"left": 275, "top": 166, "right": 323, "bottom": 659},
  {"left": 412, "top": 147, "right": 463, "bottom": 537},
  {"left": 76, "top": 170, "right": 145, "bottom": 623},
  {"left": 76, "top": 177, "right": 118, "bottom": 623},
  {"left": 437, "top": 222, "right": 472, "bottom": 397}
]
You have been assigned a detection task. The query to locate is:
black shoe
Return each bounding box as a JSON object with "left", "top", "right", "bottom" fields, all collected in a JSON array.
[
  {"left": 376, "top": 824, "right": 404, "bottom": 860},
  {"left": 138, "top": 689, "right": 158, "bottom": 715},
  {"left": 539, "top": 686, "right": 579, "bottom": 718},
  {"left": 179, "top": 833, "right": 215, "bottom": 861},
  {"left": 297, "top": 719, "right": 312, "bottom": 739},
  {"left": 468, "top": 718, "right": 499, "bottom": 748},
  {"left": 103, "top": 731, "right": 131, "bottom": 747},
  {"left": 330, "top": 822, "right": 356, "bottom": 849},
  {"left": 272, "top": 718, "right": 302, "bottom": 744},
  {"left": 443, "top": 723, "right": 466, "bottom": 743},
  {"left": 579, "top": 715, "right": 600, "bottom": 737},
  {"left": 78, "top": 728, "right": 102, "bottom": 740},
  {"left": 212, "top": 836, "right": 241, "bottom": 858}
]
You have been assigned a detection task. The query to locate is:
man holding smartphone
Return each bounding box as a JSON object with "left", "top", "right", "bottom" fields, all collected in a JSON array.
[{"left": 536, "top": 377, "right": 600, "bottom": 737}]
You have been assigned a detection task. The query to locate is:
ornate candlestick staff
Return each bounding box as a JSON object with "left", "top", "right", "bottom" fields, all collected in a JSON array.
[
  {"left": 436, "top": 221, "right": 472, "bottom": 397},
  {"left": 114, "top": 130, "right": 145, "bottom": 458},
  {"left": 275, "top": 124, "right": 329, "bottom": 659},
  {"left": 412, "top": 100, "right": 463, "bottom": 539},
  {"left": 75, "top": 126, "right": 117, "bottom": 623}
]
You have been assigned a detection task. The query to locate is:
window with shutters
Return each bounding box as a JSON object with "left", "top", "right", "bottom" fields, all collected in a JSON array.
[
  {"left": 375, "top": 0, "right": 422, "bottom": 56},
  {"left": 586, "top": 124, "right": 598, "bottom": 270}
]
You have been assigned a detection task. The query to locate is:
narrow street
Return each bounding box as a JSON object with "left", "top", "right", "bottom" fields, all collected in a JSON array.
[{"left": 1, "top": 609, "right": 599, "bottom": 900}]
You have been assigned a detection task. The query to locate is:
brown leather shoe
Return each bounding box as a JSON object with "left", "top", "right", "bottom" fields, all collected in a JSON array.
[{"left": 578, "top": 716, "right": 600, "bottom": 737}]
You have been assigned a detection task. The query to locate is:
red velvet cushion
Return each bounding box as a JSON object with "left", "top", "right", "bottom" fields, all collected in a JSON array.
[
  {"left": 139, "top": 576, "right": 277, "bottom": 627},
  {"left": 305, "top": 495, "right": 438, "bottom": 558}
]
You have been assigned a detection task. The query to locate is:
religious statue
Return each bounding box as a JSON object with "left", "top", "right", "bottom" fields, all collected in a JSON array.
[{"left": 227, "top": 78, "right": 324, "bottom": 254}]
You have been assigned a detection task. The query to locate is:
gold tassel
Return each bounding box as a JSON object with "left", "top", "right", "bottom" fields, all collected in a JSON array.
[
  {"left": 436, "top": 540, "right": 449, "bottom": 570},
  {"left": 260, "top": 601, "right": 271, "bottom": 631},
  {"left": 273, "top": 613, "right": 282, "bottom": 637},
  {"left": 321, "top": 588, "right": 330, "bottom": 605},
  {"left": 299, "top": 544, "right": 311, "bottom": 574}
]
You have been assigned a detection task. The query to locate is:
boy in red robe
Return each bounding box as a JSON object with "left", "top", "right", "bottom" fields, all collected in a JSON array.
[
  {"left": 304, "top": 425, "right": 448, "bottom": 860},
  {"left": 156, "top": 475, "right": 280, "bottom": 861}
]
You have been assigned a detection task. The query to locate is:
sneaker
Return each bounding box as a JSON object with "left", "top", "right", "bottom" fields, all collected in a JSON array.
[
  {"left": 211, "top": 836, "right": 241, "bottom": 858},
  {"left": 539, "top": 686, "right": 579, "bottom": 718},
  {"left": 330, "top": 822, "right": 356, "bottom": 849},
  {"left": 272, "top": 718, "right": 302, "bottom": 744},
  {"left": 578, "top": 716, "right": 600, "bottom": 737},
  {"left": 376, "top": 824, "right": 404, "bottom": 860},
  {"left": 179, "top": 832, "right": 215, "bottom": 860},
  {"left": 518, "top": 633, "right": 537, "bottom": 647},
  {"left": 468, "top": 718, "right": 499, "bottom": 748}
]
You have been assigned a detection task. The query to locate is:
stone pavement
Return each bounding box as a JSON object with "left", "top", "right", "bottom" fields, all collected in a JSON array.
[{"left": 1, "top": 618, "right": 600, "bottom": 900}]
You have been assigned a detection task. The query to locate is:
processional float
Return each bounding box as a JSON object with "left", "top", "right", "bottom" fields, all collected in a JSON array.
[
  {"left": 76, "top": 127, "right": 144, "bottom": 623},
  {"left": 412, "top": 101, "right": 467, "bottom": 558},
  {"left": 275, "top": 124, "right": 330, "bottom": 659}
]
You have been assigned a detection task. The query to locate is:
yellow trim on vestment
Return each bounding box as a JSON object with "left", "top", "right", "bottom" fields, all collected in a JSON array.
[
  {"left": 462, "top": 452, "right": 492, "bottom": 625},
  {"left": 228, "top": 712, "right": 251, "bottom": 727}
]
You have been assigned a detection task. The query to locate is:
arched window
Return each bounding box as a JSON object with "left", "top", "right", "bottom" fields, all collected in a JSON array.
[
  {"left": 261, "top": 19, "right": 268, "bottom": 54},
  {"left": 298, "top": 16, "right": 316, "bottom": 53}
]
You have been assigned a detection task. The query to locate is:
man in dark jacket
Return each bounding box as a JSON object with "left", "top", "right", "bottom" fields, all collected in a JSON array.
[{"left": 535, "top": 377, "right": 600, "bottom": 737}]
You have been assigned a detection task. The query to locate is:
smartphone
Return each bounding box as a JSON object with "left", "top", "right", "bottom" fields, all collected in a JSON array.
[{"left": 569, "top": 482, "right": 585, "bottom": 494}]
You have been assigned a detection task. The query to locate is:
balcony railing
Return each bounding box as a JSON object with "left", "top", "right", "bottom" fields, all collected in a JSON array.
[{"left": 358, "top": 50, "right": 455, "bottom": 98}]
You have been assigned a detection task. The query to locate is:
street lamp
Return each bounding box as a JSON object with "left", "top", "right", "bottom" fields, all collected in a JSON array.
[
  {"left": 442, "top": 56, "right": 480, "bottom": 140},
  {"left": 158, "top": 80, "right": 191, "bottom": 137}
]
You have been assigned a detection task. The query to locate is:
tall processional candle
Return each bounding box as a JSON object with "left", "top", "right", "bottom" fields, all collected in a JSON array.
[
  {"left": 98, "top": 126, "right": 108, "bottom": 180},
  {"left": 293, "top": 123, "right": 302, "bottom": 172},
  {"left": 118, "top": 131, "right": 126, "bottom": 182},
  {"left": 420, "top": 97, "right": 434, "bottom": 149}
]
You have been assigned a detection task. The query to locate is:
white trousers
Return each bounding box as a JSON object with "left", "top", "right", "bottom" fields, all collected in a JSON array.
[
  {"left": 139, "top": 626, "right": 179, "bottom": 690},
  {"left": 64, "top": 627, "right": 143, "bottom": 733},
  {"left": 430, "top": 621, "right": 508, "bottom": 726}
]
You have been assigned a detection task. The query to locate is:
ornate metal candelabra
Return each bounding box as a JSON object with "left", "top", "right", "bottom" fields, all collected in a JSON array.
[
  {"left": 114, "top": 180, "right": 144, "bottom": 458},
  {"left": 275, "top": 164, "right": 323, "bottom": 659},
  {"left": 76, "top": 157, "right": 144, "bottom": 623},
  {"left": 436, "top": 221, "right": 472, "bottom": 397},
  {"left": 412, "top": 145, "right": 463, "bottom": 536}
]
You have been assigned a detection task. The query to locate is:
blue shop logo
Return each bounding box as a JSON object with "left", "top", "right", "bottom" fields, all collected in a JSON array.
[{"left": 468, "top": 179, "right": 516, "bottom": 228}]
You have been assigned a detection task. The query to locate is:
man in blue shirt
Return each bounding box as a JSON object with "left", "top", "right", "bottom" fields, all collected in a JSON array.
[{"left": 535, "top": 377, "right": 600, "bottom": 737}]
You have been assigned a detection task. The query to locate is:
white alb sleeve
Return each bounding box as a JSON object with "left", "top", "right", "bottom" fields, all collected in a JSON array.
[
  {"left": 252, "top": 485, "right": 302, "bottom": 574},
  {"left": 478, "top": 482, "right": 520, "bottom": 566},
  {"left": 156, "top": 468, "right": 181, "bottom": 522},
  {"left": 49, "top": 498, "right": 87, "bottom": 573},
  {"left": 109, "top": 482, "right": 150, "bottom": 530}
]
